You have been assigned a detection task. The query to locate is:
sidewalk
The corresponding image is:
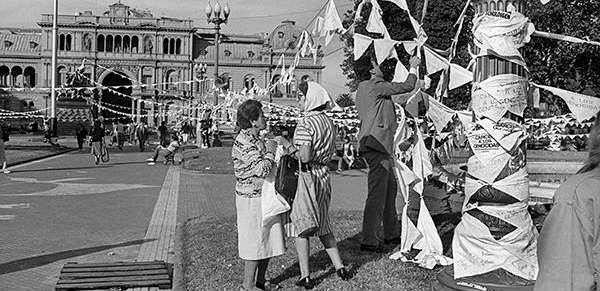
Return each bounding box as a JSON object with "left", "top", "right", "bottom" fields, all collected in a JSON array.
[{"left": 4, "top": 134, "right": 78, "bottom": 168}]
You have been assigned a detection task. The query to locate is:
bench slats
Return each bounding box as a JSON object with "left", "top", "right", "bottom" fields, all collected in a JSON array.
[
  {"left": 56, "top": 261, "right": 171, "bottom": 291},
  {"left": 60, "top": 264, "right": 165, "bottom": 273},
  {"left": 57, "top": 274, "right": 170, "bottom": 284},
  {"left": 63, "top": 261, "right": 164, "bottom": 268},
  {"left": 60, "top": 269, "right": 168, "bottom": 279},
  {"left": 55, "top": 279, "right": 171, "bottom": 291}
]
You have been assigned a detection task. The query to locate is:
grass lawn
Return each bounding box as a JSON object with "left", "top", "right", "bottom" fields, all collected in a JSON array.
[
  {"left": 181, "top": 210, "right": 439, "bottom": 290},
  {"left": 183, "top": 147, "right": 234, "bottom": 174},
  {"left": 5, "top": 146, "right": 69, "bottom": 166}
]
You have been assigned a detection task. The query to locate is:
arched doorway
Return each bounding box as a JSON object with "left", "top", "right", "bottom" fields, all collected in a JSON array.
[{"left": 100, "top": 72, "right": 133, "bottom": 121}]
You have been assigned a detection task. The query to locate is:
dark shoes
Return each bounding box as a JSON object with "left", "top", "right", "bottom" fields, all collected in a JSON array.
[
  {"left": 360, "top": 244, "right": 387, "bottom": 253},
  {"left": 295, "top": 276, "right": 315, "bottom": 290},
  {"left": 336, "top": 266, "right": 352, "bottom": 280}
]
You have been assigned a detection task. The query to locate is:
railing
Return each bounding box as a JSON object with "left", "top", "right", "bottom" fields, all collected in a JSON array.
[{"left": 40, "top": 14, "right": 194, "bottom": 29}]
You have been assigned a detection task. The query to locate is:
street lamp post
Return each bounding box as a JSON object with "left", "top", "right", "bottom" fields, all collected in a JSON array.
[
  {"left": 205, "top": 2, "right": 230, "bottom": 107},
  {"left": 50, "top": 0, "right": 59, "bottom": 137}
]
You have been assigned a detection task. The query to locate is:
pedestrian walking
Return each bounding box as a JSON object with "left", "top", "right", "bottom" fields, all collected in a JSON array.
[
  {"left": 232, "top": 99, "right": 284, "bottom": 291},
  {"left": 277, "top": 81, "right": 351, "bottom": 288},
  {"left": 158, "top": 121, "right": 168, "bottom": 147},
  {"left": 181, "top": 121, "right": 192, "bottom": 144},
  {"left": 136, "top": 121, "right": 148, "bottom": 152},
  {"left": 90, "top": 120, "right": 105, "bottom": 165},
  {"left": 75, "top": 121, "right": 88, "bottom": 151},
  {"left": 116, "top": 121, "right": 125, "bottom": 150},
  {"left": 0, "top": 123, "right": 10, "bottom": 174},
  {"left": 356, "top": 53, "right": 419, "bottom": 252}
]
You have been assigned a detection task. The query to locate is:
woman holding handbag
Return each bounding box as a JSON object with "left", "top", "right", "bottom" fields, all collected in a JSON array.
[
  {"left": 232, "top": 100, "right": 285, "bottom": 291},
  {"left": 277, "top": 81, "right": 351, "bottom": 289}
]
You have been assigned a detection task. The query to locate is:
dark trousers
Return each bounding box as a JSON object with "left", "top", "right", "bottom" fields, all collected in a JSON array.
[
  {"left": 361, "top": 150, "right": 400, "bottom": 246},
  {"left": 138, "top": 138, "right": 146, "bottom": 152},
  {"left": 76, "top": 136, "right": 85, "bottom": 150}
]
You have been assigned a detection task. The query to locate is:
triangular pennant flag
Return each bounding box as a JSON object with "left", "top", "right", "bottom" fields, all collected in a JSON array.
[
  {"left": 448, "top": 63, "right": 472, "bottom": 90},
  {"left": 366, "top": 0, "right": 391, "bottom": 38},
  {"left": 392, "top": 56, "right": 410, "bottom": 83},
  {"left": 427, "top": 95, "right": 456, "bottom": 132},
  {"left": 353, "top": 33, "right": 373, "bottom": 60},
  {"left": 313, "top": 16, "right": 325, "bottom": 37},
  {"left": 534, "top": 84, "right": 600, "bottom": 122},
  {"left": 373, "top": 38, "right": 398, "bottom": 64},
  {"left": 424, "top": 46, "right": 448, "bottom": 75},
  {"left": 323, "top": 0, "right": 344, "bottom": 40}
]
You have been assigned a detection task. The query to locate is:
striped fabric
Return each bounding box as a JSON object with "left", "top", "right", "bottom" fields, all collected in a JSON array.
[
  {"left": 284, "top": 111, "right": 337, "bottom": 237},
  {"left": 293, "top": 111, "right": 337, "bottom": 165},
  {"left": 232, "top": 129, "right": 276, "bottom": 198}
]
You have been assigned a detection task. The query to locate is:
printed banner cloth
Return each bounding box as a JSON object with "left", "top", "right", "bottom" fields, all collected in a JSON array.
[
  {"left": 472, "top": 9, "right": 535, "bottom": 60},
  {"left": 472, "top": 74, "right": 528, "bottom": 122},
  {"left": 534, "top": 84, "right": 600, "bottom": 122}
]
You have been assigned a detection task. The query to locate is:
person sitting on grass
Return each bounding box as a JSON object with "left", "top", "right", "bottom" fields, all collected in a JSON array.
[
  {"left": 336, "top": 135, "right": 355, "bottom": 173},
  {"left": 146, "top": 134, "right": 180, "bottom": 165}
]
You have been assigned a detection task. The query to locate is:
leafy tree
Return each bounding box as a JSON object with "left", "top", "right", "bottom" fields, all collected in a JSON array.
[
  {"left": 525, "top": 0, "right": 600, "bottom": 115},
  {"left": 340, "top": 0, "right": 474, "bottom": 110}
]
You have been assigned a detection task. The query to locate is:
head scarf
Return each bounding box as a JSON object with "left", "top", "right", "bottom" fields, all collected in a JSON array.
[{"left": 303, "top": 81, "right": 339, "bottom": 112}]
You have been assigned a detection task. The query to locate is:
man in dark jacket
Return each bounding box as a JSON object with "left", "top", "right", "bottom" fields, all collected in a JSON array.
[
  {"left": 356, "top": 54, "right": 420, "bottom": 252},
  {"left": 136, "top": 122, "right": 148, "bottom": 152}
]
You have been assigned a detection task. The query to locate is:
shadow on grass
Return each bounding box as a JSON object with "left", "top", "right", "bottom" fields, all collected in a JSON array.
[
  {"left": 0, "top": 239, "right": 155, "bottom": 275},
  {"left": 181, "top": 210, "right": 439, "bottom": 290}
]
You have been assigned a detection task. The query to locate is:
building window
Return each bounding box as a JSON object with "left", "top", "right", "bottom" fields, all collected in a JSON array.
[
  {"left": 29, "top": 41, "right": 38, "bottom": 49},
  {"left": 65, "top": 34, "right": 72, "bottom": 51},
  {"left": 24, "top": 67, "right": 35, "bottom": 88},
  {"left": 115, "top": 35, "right": 122, "bottom": 52},
  {"left": 142, "top": 74, "right": 152, "bottom": 92},
  {"left": 131, "top": 36, "right": 139, "bottom": 53},
  {"left": 11, "top": 66, "right": 22, "bottom": 87},
  {"left": 97, "top": 35, "right": 105, "bottom": 52},
  {"left": 0, "top": 66, "right": 9, "bottom": 87},
  {"left": 163, "top": 38, "right": 169, "bottom": 54},
  {"left": 165, "top": 70, "right": 177, "bottom": 90},
  {"left": 59, "top": 34, "right": 65, "bottom": 50},
  {"left": 57, "top": 66, "right": 67, "bottom": 86},
  {"left": 224, "top": 50, "right": 232, "bottom": 57},
  {"left": 4, "top": 40, "right": 12, "bottom": 48},
  {"left": 169, "top": 38, "right": 175, "bottom": 55},
  {"left": 244, "top": 74, "right": 255, "bottom": 90},
  {"left": 106, "top": 35, "right": 113, "bottom": 52},
  {"left": 247, "top": 51, "right": 255, "bottom": 58},
  {"left": 123, "top": 35, "right": 130, "bottom": 52},
  {"left": 278, "top": 31, "right": 284, "bottom": 38},
  {"left": 176, "top": 39, "right": 181, "bottom": 55}
]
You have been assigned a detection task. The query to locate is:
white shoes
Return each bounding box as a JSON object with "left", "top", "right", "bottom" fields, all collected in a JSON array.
[
  {"left": 145, "top": 158, "right": 154, "bottom": 162},
  {"left": 147, "top": 162, "right": 155, "bottom": 165}
]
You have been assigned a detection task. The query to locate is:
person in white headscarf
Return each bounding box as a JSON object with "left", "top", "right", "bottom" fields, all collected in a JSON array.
[{"left": 277, "top": 81, "right": 351, "bottom": 289}]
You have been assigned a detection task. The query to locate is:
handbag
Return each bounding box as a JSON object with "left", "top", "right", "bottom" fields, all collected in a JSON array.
[
  {"left": 275, "top": 154, "right": 299, "bottom": 204},
  {"left": 290, "top": 170, "right": 320, "bottom": 237}
]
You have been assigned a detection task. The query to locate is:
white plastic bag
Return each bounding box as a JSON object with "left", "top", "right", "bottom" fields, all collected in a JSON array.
[
  {"left": 261, "top": 146, "right": 291, "bottom": 225},
  {"left": 262, "top": 176, "right": 290, "bottom": 225}
]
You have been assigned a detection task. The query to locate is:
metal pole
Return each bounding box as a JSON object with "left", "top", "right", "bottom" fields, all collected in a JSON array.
[
  {"left": 269, "top": 47, "right": 273, "bottom": 103},
  {"left": 213, "top": 25, "right": 220, "bottom": 106},
  {"left": 50, "top": 0, "right": 58, "bottom": 137}
]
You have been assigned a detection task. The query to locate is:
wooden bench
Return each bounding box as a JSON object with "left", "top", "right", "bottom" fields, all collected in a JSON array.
[
  {"left": 55, "top": 261, "right": 172, "bottom": 291},
  {"left": 180, "top": 149, "right": 202, "bottom": 164}
]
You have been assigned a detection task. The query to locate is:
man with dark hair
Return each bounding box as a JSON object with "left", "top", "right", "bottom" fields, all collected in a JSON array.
[{"left": 356, "top": 54, "right": 420, "bottom": 252}]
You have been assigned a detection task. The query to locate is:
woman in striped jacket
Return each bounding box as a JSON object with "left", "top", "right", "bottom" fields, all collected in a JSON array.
[{"left": 277, "top": 81, "right": 351, "bottom": 289}]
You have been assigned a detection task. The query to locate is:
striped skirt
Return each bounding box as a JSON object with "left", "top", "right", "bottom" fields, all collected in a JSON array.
[{"left": 283, "top": 165, "right": 332, "bottom": 237}]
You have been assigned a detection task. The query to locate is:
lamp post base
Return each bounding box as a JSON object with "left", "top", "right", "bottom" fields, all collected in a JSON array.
[
  {"left": 434, "top": 266, "right": 534, "bottom": 291},
  {"left": 49, "top": 116, "right": 58, "bottom": 138}
]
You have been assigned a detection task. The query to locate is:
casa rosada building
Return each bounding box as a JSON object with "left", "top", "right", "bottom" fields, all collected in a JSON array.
[{"left": 0, "top": 1, "right": 324, "bottom": 131}]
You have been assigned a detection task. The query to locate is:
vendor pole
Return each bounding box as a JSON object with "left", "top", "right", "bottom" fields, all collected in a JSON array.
[{"left": 436, "top": 1, "right": 538, "bottom": 290}]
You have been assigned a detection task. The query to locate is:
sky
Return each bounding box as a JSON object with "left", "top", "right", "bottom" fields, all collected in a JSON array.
[{"left": 0, "top": 0, "right": 352, "bottom": 97}]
